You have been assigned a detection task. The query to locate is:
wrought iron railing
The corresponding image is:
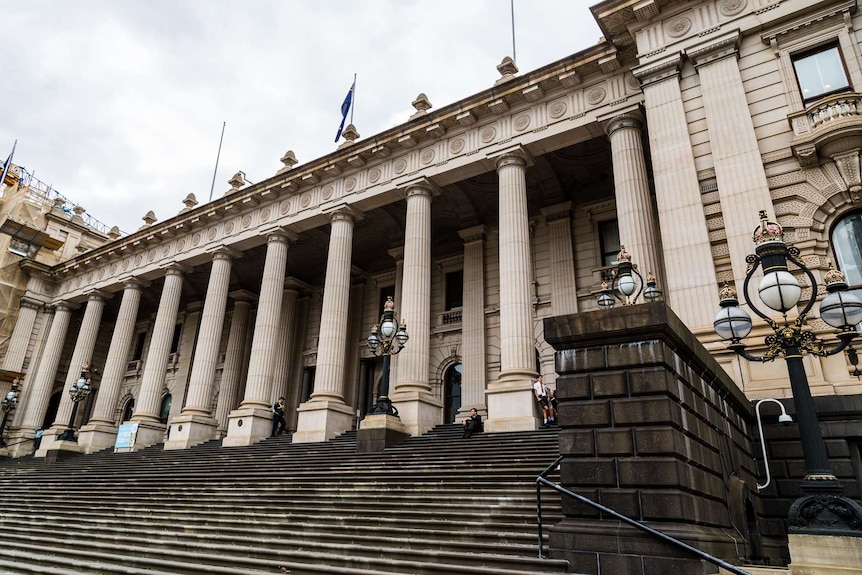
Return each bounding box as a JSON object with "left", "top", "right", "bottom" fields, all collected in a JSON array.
[{"left": 535, "top": 457, "right": 752, "bottom": 575}]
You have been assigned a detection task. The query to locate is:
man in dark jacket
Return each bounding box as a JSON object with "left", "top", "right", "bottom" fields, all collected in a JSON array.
[
  {"left": 271, "top": 397, "right": 286, "bottom": 437},
  {"left": 462, "top": 408, "right": 482, "bottom": 438}
]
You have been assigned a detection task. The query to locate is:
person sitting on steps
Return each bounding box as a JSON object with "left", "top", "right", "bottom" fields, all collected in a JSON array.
[
  {"left": 271, "top": 396, "right": 286, "bottom": 437},
  {"left": 462, "top": 408, "right": 482, "bottom": 438}
]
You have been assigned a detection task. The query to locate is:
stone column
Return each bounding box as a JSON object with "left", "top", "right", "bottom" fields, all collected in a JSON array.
[
  {"left": 224, "top": 231, "right": 293, "bottom": 447},
  {"left": 387, "top": 246, "right": 404, "bottom": 389},
  {"left": 294, "top": 208, "right": 358, "bottom": 443},
  {"left": 214, "top": 292, "right": 255, "bottom": 437},
  {"left": 604, "top": 109, "right": 662, "bottom": 285},
  {"left": 457, "top": 225, "right": 488, "bottom": 420},
  {"left": 633, "top": 54, "right": 717, "bottom": 329},
  {"left": 391, "top": 181, "right": 440, "bottom": 435},
  {"left": 1, "top": 297, "right": 41, "bottom": 372},
  {"left": 688, "top": 31, "right": 775, "bottom": 290},
  {"left": 38, "top": 292, "right": 107, "bottom": 456},
  {"left": 486, "top": 147, "right": 537, "bottom": 432},
  {"left": 8, "top": 304, "right": 72, "bottom": 457},
  {"left": 130, "top": 264, "right": 187, "bottom": 449},
  {"left": 270, "top": 280, "right": 302, "bottom": 402},
  {"left": 166, "top": 248, "right": 237, "bottom": 450},
  {"left": 540, "top": 204, "right": 578, "bottom": 316},
  {"left": 78, "top": 279, "right": 144, "bottom": 454}
]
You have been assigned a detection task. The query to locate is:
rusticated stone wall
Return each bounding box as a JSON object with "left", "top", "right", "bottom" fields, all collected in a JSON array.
[{"left": 544, "top": 303, "right": 787, "bottom": 573}]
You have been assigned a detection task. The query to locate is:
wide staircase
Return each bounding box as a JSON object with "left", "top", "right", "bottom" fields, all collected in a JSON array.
[{"left": 0, "top": 425, "right": 568, "bottom": 575}]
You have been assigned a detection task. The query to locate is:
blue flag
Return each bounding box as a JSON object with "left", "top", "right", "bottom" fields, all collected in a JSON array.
[
  {"left": 0, "top": 140, "right": 16, "bottom": 188},
  {"left": 334, "top": 82, "right": 354, "bottom": 143}
]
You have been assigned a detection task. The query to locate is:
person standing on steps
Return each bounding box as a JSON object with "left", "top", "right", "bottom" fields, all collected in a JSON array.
[
  {"left": 462, "top": 408, "right": 482, "bottom": 438},
  {"left": 532, "top": 375, "right": 552, "bottom": 428},
  {"left": 271, "top": 396, "right": 286, "bottom": 437}
]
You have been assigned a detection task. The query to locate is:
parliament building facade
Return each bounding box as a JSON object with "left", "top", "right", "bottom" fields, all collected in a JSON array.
[{"left": 1, "top": 0, "right": 862, "bottom": 467}]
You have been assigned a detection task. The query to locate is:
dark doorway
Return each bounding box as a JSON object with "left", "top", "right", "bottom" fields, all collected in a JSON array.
[{"left": 444, "top": 363, "right": 462, "bottom": 423}]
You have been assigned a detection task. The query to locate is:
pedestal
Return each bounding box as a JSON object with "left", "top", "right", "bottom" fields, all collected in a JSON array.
[
  {"left": 77, "top": 422, "right": 120, "bottom": 454},
  {"left": 222, "top": 406, "right": 272, "bottom": 447},
  {"left": 293, "top": 400, "right": 354, "bottom": 443},
  {"left": 484, "top": 371, "right": 538, "bottom": 432},
  {"left": 389, "top": 391, "right": 442, "bottom": 436},
  {"left": 164, "top": 414, "right": 218, "bottom": 450},
  {"left": 125, "top": 420, "right": 166, "bottom": 451},
  {"left": 39, "top": 438, "right": 86, "bottom": 463},
  {"left": 789, "top": 534, "right": 862, "bottom": 575},
  {"left": 356, "top": 414, "right": 409, "bottom": 453}
]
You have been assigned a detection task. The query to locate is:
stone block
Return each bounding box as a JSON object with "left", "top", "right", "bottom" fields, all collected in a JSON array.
[
  {"left": 562, "top": 459, "right": 617, "bottom": 486},
  {"left": 557, "top": 374, "right": 591, "bottom": 399},
  {"left": 607, "top": 340, "right": 666, "bottom": 369},
  {"left": 599, "top": 489, "right": 640, "bottom": 518},
  {"left": 613, "top": 396, "right": 682, "bottom": 426},
  {"left": 565, "top": 400, "right": 612, "bottom": 427},
  {"left": 634, "top": 427, "right": 686, "bottom": 456},
  {"left": 592, "top": 371, "right": 628, "bottom": 397},
  {"left": 629, "top": 367, "right": 678, "bottom": 398},
  {"left": 639, "top": 490, "right": 697, "bottom": 522},
  {"left": 560, "top": 429, "right": 595, "bottom": 456},
  {"left": 617, "top": 457, "right": 686, "bottom": 487},
  {"left": 596, "top": 428, "right": 633, "bottom": 455}
]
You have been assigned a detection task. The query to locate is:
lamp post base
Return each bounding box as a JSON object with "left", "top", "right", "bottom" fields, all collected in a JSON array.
[
  {"left": 56, "top": 429, "right": 77, "bottom": 442},
  {"left": 368, "top": 397, "right": 398, "bottom": 417},
  {"left": 789, "top": 493, "right": 862, "bottom": 537}
]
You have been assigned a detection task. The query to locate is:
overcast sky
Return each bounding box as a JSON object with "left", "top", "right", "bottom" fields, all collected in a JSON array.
[{"left": 2, "top": 1, "right": 603, "bottom": 235}]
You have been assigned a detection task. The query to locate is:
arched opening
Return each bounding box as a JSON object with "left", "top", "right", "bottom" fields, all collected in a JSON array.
[
  {"left": 159, "top": 394, "right": 172, "bottom": 425},
  {"left": 121, "top": 398, "right": 135, "bottom": 422},
  {"left": 831, "top": 210, "right": 862, "bottom": 329},
  {"left": 443, "top": 363, "right": 462, "bottom": 423}
]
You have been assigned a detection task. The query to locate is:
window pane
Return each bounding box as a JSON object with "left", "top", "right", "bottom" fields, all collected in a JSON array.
[
  {"left": 599, "top": 220, "right": 620, "bottom": 266},
  {"left": 833, "top": 212, "right": 862, "bottom": 287},
  {"left": 445, "top": 270, "right": 464, "bottom": 310},
  {"left": 793, "top": 46, "right": 850, "bottom": 101}
]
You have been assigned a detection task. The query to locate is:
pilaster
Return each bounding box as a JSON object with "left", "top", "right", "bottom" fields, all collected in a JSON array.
[
  {"left": 456, "top": 225, "right": 488, "bottom": 420},
  {"left": 540, "top": 203, "right": 578, "bottom": 317}
]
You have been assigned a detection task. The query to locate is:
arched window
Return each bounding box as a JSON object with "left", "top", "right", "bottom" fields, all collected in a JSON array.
[
  {"left": 159, "top": 394, "right": 172, "bottom": 425},
  {"left": 121, "top": 398, "right": 135, "bottom": 422},
  {"left": 832, "top": 211, "right": 862, "bottom": 289},
  {"left": 444, "top": 363, "right": 462, "bottom": 424}
]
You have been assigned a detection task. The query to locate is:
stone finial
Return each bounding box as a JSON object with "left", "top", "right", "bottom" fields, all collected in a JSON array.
[
  {"left": 75, "top": 241, "right": 91, "bottom": 254},
  {"left": 140, "top": 210, "right": 157, "bottom": 229},
  {"left": 71, "top": 206, "right": 86, "bottom": 223},
  {"left": 410, "top": 93, "right": 432, "bottom": 118},
  {"left": 495, "top": 56, "right": 519, "bottom": 85},
  {"left": 338, "top": 124, "right": 360, "bottom": 148},
  {"left": 181, "top": 193, "right": 198, "bottom": 213},
  {"left": 279, "top": 150, "right": 298, "bottom": 174},
  {"left": 227, "top": 171, "right": 246, "bottom": 192},
  {"left": 108, "top": 226, "right": 120, "bottom": 240}
]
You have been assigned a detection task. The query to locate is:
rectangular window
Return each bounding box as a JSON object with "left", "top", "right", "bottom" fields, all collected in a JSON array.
[
  {"left": 132, "top": 332, "right": 146, "bottom": 361},
  {"left": 792, "top": 44, "right": 851, "bottom": 103},
  {"left": 445, "top": 270, "right": 464, "bottom": 311},
  {"left": 599, "top": 219, "right": 621, "bottom": 267},
  {"left": 378, "top": 285, "right": 396, "bottom": 316},
  {"left": 170, "top": 324, "right": 182, "bottom": 354}
]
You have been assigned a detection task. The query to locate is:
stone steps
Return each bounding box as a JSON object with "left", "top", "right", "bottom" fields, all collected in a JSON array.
[{"left": 0, "top": 424, "right": 571, "bottom": 574}]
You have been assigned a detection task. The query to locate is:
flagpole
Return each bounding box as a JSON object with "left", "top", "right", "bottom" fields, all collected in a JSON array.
[
  {"left": 208, "top": 122, "right": 226, "bottom": 202},
  {"left": 510, "top": 0, "right": 517, "bottom": 63},
  {"left": 0, "top": 140, "right": 17, "bottom": 189},
  {"left": 350, "top": 73, "right": 357, "bottom": 125}
]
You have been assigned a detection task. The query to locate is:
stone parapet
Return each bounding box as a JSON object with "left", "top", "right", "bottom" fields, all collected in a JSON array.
[{"left": 544, "top": 303, "right": 784, "bottom": 573}]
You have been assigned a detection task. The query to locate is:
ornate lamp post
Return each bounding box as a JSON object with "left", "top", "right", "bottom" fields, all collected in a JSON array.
[
  {"left": 366, "top": 297, "right": 408, "bottom": 417},
  {"left": 0, "top": 378, "right": 21, "bottom": 448},
  {"left": 597, "top": 246, "right": 663, "bottom": 309},
  {"left": 57, "top": 363, "right": 93, "bottom": 442},
  {"left": 713, "top": 211, "right": 862, "bottom": 535}
]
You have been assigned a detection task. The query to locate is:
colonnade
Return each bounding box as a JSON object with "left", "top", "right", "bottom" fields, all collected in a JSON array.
[{"left": 1, "top": 110, "right": 666, "bottom": 457}]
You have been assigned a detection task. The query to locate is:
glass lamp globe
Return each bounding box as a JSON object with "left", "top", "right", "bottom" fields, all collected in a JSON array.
[
  {"left": 758, "top": 270, "right": 801, "bottom": 313},
  {"left": 618, "top": 274, "right": 637, "bottom": 297},
  {"left": 714, "top": 304, "right": 753, "bottom": 341},
  {"left": 820, "top": 290, "right": 862, "bottom": 329},
  {"left": 598, "top": 288, "right": 615, "bottom": 309},
  {"left": 395, "top": 321, "right": 409, "bottom": 346},
  {"left": 380, "top": 319, "right": 397, "bottom": 339}
]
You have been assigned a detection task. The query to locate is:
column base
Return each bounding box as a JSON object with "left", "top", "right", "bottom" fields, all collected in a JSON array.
[
  {"left": 484, "top": 370, "right": 540, "bottom": 432},
  {"left": 293, "top": 400, "right": 354, "bottom": 443},
  {"left": 77, "top": 421, "right": 119, "bottom": 454},
  {"left": 356, "top": 414, "right": 409, "bottom": 452},
  {"left": 118, "top": 419, "right": 167, "bottom": 451},
  {"left": 38, "top": 435, "right": 86, "bottom": 462},
  {"left": 789, "top": 534, "right": 862, "bottom": 574},
  {"left": 164, "top": 414, "right": 218, "bottom": 450},
  {"left": 5, "top": 429, "right": 36, "bottom": 458},
  {"left": 390, "top": 389, "right": 442, "bottom": 436},
  {"left": 222, "top": 406, "right": 272, "bottom": 448},
  {"left": 33, "top": 427, "right": 66, "bottom": 458}
]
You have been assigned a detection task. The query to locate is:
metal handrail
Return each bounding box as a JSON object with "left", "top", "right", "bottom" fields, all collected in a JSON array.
[{"left": 536, "top": 464, "right": 752, "bottom": 575}]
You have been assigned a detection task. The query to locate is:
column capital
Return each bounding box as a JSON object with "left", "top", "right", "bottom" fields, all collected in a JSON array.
[
  {"left": 327, "top": 205, "right": 362, "bottom": 224},
  {"left": 261, "top": 226, "right": 299, "bottom": 245},
  {"left": 284, "top": 276, "right": 310, "bottom": 292},
  {"left": 603, "top": 110, "right": 644, "bottom": 138},
  {"left": 208, "top": 245, "right": 242, "bottom": 261},
  {"left": 121, "top": 277, "right": 149, "bottom": 291},
  {"left": 686, "top": 30, "right": 741, "bottom": 69},
  {"left": 162, "top": 262, "right": 192, "bottom": 277},
  {"left": 632, "top": 52, "right": 683, "bottom": 88},
  {"left": 85, "top": 290, "right": 110, "bottom": 303},
  {"left": 489, "top": 145, "right": 533, "bottom": 171},
  {"left": 458, "top": 225, "right": 487, "bottom": 243},
  {"left": 229, "top": 289, "right": 258, "bottom": 304},
  {"left": 397, "top": 176, "right": 441, "bottom": 199},
  {"left": 52, "top": 301, "right": 77, "bottom": 313},
  {"left": 19, "top": 296, "right": 42, "bottom": 311}
]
